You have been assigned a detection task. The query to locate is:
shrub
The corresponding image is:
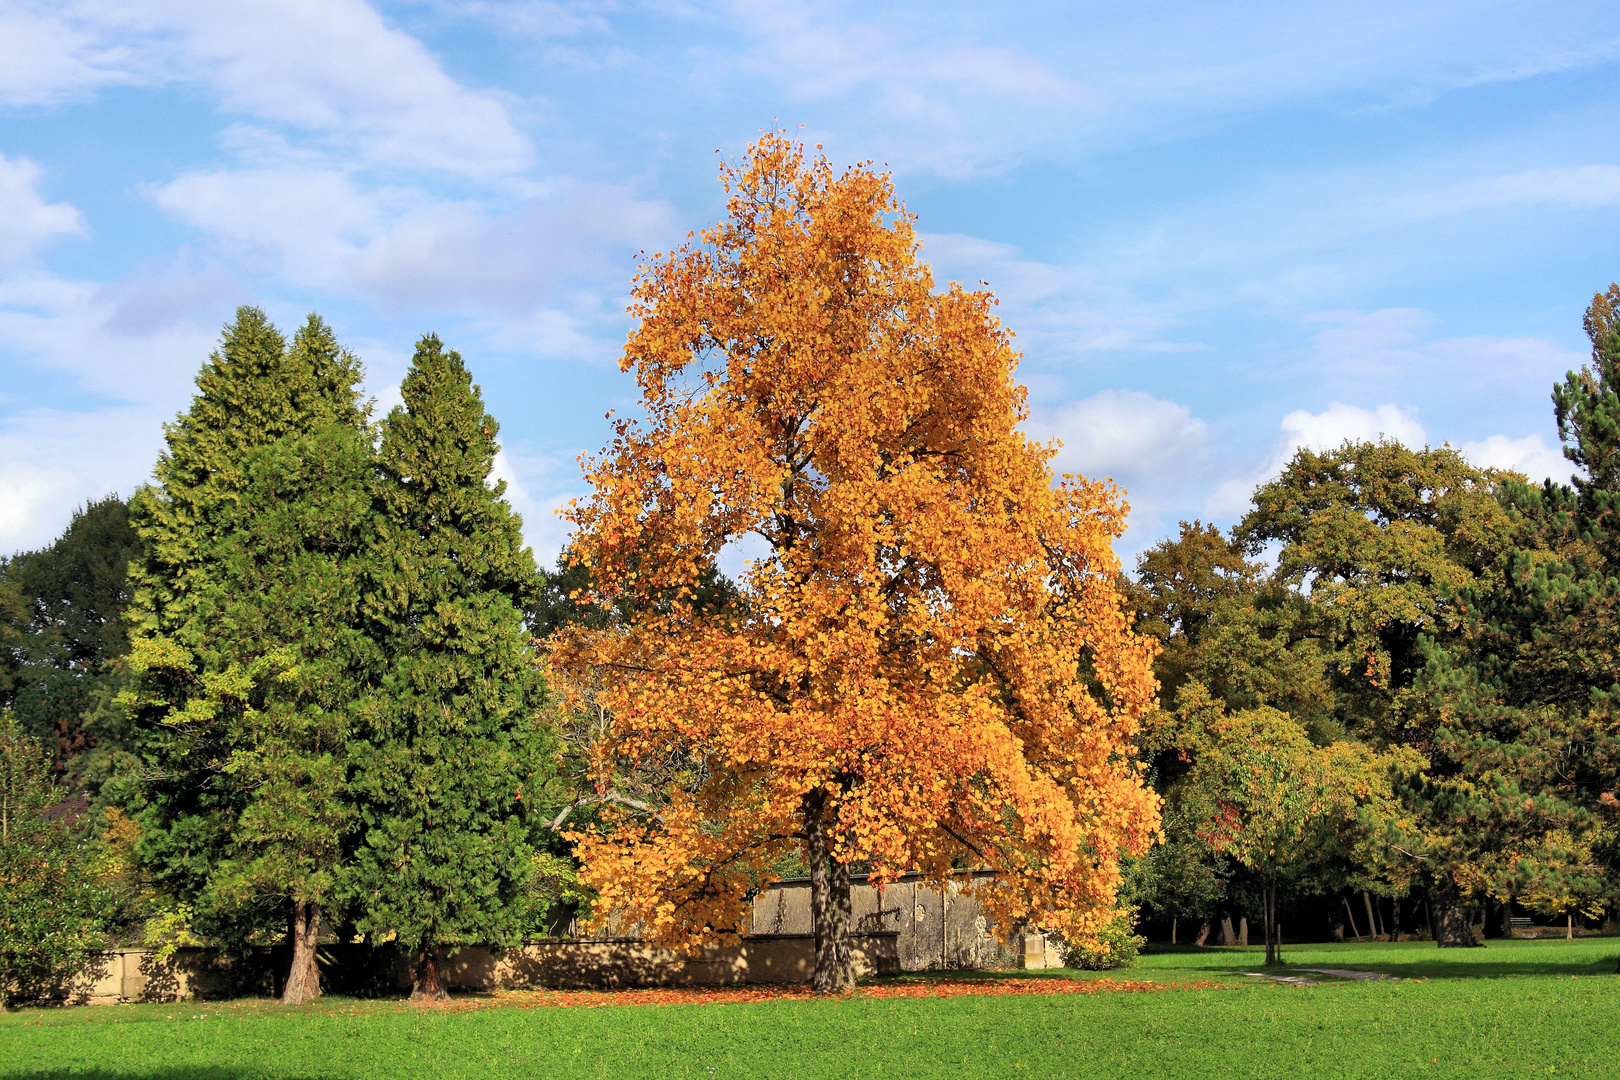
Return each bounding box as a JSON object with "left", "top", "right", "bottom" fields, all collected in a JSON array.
[
  {"left": 0, "top": 712, "right": 112, "bottom": 1006},
  {"left": 1057, "top": 910, "right": 1145, "bottom": 971}
]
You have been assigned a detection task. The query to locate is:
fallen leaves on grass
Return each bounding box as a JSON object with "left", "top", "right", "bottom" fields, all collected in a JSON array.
[{"left": 413, "top": 978, "right": 1226, "bottom": 1013}]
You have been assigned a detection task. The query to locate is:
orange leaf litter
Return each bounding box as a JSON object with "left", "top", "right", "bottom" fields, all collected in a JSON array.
[{"left": 414, "top": 978, "right": 1227, "bottom": 1012}]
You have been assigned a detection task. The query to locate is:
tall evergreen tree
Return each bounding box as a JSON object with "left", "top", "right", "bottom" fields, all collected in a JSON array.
[
  {"left": 348, "top": 335, "right": 552, "bottom": 1002},
  {"left": 1419, "top": 284, "right": 1620, "bottom": 945},
  {"left": 120, "top": 308, "right": 372, "bottom": 1004}
]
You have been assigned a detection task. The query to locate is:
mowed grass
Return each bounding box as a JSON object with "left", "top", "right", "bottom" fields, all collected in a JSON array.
[{"left": 3, "top": 939, "right": 1616, "bottom": 1080}]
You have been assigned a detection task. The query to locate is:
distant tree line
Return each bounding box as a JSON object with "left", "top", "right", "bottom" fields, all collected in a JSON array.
[{"left": 1125, "top": 285, "right": 1620, "bottom": 957}]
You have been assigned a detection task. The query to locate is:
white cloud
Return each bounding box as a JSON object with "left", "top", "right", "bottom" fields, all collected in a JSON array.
[
  {"left": 1034, "top": 390, "right": 1210, "bottom": 481},
  {"left": 0, "top": 0, "right": 530, "bottom": 177},
  {"left": 490, "top": 444, "right": 580, "bottom": 566},
  {"left": 1398, "top": 164, "right": 1620, "bottom": 218},
  {"left": 0, "top": 406, "right": 167, "bottom": 553},
  {"left": 1279, "top": 401, "right": 1426, "bottom": 453},
  {"left": 0, "top": 156, "right": 84, "bottom": 266},
  {"left": 1204, "top": 398, "right": 1574, "bottom": 519},
  {"left": 0, "top": 2, "right": 148, "bottom": 105},
  {"left": 720, "top": 0, "right": 1093, "bottom": 176},
  {"left": 1300, "top": 307, "right": 1583, "bottom": 403},
  {"left": 0, "top": 265, "right": 236, "bottom": 405},
  {"left": 150, "top": 165, "right": 674, "bottom": 331},
  {"left": 1208, "top": 401, "right": 1425, "bottom": 517},
  {"left": 708, "top": 1, "right": 1620, "bottom": 176},
  {"left": 920, "top": 233, "right": 1184, "bottom": 358},
  {"left": 0, "top": 255, "right": 241, "bottom": 550},
  {"left": 1028, "top": 389, "right": 1212, "bottom": 549},
  {"left": 1457, "top": 433, "right": 1571, "bottom": 484}
]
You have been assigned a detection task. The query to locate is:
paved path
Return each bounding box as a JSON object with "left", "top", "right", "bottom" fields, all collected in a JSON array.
[
  {"left": 1242, "top": 968, "right": 1404, "bottom": 986},
  {"left": 1241, "top": 972, "right": 1320, "bottom": 985}
]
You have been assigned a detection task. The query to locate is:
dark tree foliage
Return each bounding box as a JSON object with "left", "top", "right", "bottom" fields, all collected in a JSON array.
[
  {"left": 0, "top": 497, "right": 139, "bottom": 777},
  {"left": 1419, "top": 285, "right": 1620, "bottom": 942},
  {"left": 120, "top": 308, "right": 372, "bottom": 1004},
  {"left": 347, "top": 335, "right": 554, "bottom": 1002}
]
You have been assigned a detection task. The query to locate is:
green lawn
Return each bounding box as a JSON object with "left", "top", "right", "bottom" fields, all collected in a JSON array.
[{"left": 3, "top": 939, "right": 1616, "bottom": 1079}]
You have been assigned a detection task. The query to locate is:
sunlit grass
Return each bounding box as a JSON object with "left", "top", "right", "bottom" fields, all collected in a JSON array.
[{"left": 2, "top": 939, "right": 1616, "bottom": 1079}]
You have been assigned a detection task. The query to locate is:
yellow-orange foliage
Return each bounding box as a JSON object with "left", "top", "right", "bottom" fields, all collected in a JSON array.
[{"left": 556, "top": 133, "right": 1160, "bottom": 952}]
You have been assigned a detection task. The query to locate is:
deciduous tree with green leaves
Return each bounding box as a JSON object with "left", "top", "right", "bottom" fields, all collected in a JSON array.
[
  {"left": 0, "top": 712, "right": 112, "bottom": 1007},
  {"left": 0, "top": 496, "right": 139, "bottom": 782},
  {"left": 1176, "top": 685, "right": 1409, "bottom": 965}
]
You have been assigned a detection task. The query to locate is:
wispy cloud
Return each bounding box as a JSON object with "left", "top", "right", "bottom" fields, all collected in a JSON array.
[
  {"left": 0, "top": 0, "right": 532, "bottom": 177},
  {"left": 0, "top": 156, "right": 85, "bottom": 265}
]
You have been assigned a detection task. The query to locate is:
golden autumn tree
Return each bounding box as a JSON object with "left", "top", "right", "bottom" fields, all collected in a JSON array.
[{"left": 555, "top": 133, "right": 1160, "bottom": 993}]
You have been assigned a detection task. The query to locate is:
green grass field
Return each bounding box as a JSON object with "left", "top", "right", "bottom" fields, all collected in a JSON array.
[{"left": 3, "top": 939, "right": 1616, "bottom": 1079}]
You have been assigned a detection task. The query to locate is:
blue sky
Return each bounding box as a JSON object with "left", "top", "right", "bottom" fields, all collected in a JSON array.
[{"left": 2, "top": 0, "right": 1618, "bottom": 565}]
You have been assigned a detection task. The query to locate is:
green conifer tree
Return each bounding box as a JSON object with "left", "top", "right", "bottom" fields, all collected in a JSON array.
[
  {"left": 120, "top": 308, "right": 372, "bottom": 1004},
  {"left": 348, "top": 335, "right": 551, "bottom": 1002},
  {"left": 1417, "top": 285, "right": 1620, "bottom": 947}
]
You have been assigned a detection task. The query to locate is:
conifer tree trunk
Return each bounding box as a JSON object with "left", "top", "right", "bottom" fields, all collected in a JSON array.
[
  {"left": 281, "top": 900, "right": 322, "bottom": 1005},
  {"left": 1430, "top": 873, "right": 1481, "bottom": 948},
  {"left": 411, "top": 944, "right": 448, "bottom": 1003}
]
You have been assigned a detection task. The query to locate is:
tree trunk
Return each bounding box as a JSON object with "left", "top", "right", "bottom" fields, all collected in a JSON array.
[
  {"left": 281, "top": 899, "right": 322, "bottom": 1005},
  {"left": 1264, "top": 883, "right": 1281, "bottom": 966},
  {"left": 831, "top": 854, "right": 855, "bottom": 987},
  {"left": 1239, "top": 916, "right": 1248, "bottom": 946},
  {"left": 1344, "top": 897, "right": 1363, "bottom": 941},
  {"left": 1194, "top": 920, "right": 1211, "bottom": 946},
  {"left": 1219, "top": 916, "right": 1235, "bottom": 946},
  {"left": 1567, "top": 913, "right": 1574, "bottom": 940},
  {"left": 1364, "top": 891, "right": 1381, "bottom": 941},
  {"left": 1171, "top": 917, "right": 1178, "bottom": 945},
  {"left": 805, "top": 788, "right": 854, "bottom": 993},
  {"left": 411, "top": 944, "right": 448, "bottom": 1003},
  {"left": 1430, "top": 873, "right": 1481, "bottom": 948}
]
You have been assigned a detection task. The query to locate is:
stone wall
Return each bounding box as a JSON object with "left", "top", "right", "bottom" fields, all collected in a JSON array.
[{"left": 53, "top": 871, "right": 1042, "bottom": 1004}]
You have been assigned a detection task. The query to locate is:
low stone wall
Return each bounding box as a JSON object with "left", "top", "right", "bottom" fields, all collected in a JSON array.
[
  {"left": 59, "top": 933, "right": 901, "bottom": 1004},
  {"left": 438, "top": 932, "right": 899, "bottom": 991},
  {"left": 52, "top": 871, "right": 1040, "bottom": 1004},
  {"left": 66, "top": 948, "right": 276, "bottom": 1006}
]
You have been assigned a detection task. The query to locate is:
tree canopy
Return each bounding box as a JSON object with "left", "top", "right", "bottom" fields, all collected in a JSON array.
[{"left": 556, "top": 134, "right": 1159, "bottom": 991}]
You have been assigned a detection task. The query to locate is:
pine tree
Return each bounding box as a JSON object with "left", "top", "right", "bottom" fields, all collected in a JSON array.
[
  {"left": 348, "top": 335, "right": 551, "bottom": 1002},
  {"left": 1417, "top": 285, "right": 1620, "bottom": 946},
  {"left": 120, "top": 308, "right": 372, "bottom": 1004}
]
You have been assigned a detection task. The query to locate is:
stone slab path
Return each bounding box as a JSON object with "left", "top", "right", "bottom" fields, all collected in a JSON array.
[
  {"left": 1241, "top": 972, "right": 1320, "bottom": 985},
  {"left": 1242, "top": 968, "right": 1404, "bottom": 986}
]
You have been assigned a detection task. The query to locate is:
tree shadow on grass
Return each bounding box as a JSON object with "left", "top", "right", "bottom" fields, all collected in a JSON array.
[
  {"left": 4, "top": 1072, "right": 343, "bottom": 1080},
  {"left": 1144, "top": 943, "right": 1620, "bottom": 982}
]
